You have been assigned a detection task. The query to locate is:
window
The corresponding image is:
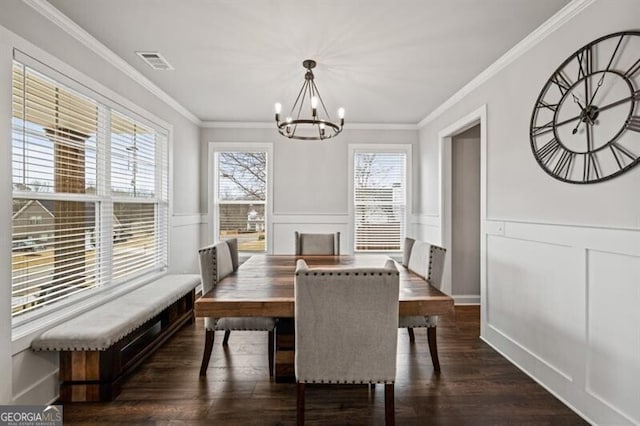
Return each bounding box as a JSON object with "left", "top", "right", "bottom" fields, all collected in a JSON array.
[
  {"left": 350, "top": 145, "right": 411, "bottom": 252},
  {"left": 211, "top": 146, "right": 271, "bottom": 252},
  {"left": 11, "top": 60, "right": 168, "bottom": 326}
]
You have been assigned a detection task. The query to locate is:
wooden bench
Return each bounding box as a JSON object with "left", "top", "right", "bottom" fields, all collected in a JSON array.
[{"left": 31, "top": 274, "right": 200, "bottom": 402}]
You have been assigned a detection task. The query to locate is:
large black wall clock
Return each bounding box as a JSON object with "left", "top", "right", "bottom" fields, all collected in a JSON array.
[{"left": 530, "top": 31, "right": 640, "bottom": 184}]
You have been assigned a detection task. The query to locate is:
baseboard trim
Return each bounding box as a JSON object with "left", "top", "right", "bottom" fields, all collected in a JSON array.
[
  {"left": 480, "top": 335, "right": 593, "bottom": 425},
  {"left": 453, "top": 295, "right": 480, "bottom": 305}
]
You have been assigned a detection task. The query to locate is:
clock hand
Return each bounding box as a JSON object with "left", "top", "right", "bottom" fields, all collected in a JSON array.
[
  {"left": 545, "top": 91, "right": 635, "bottom": 132},
  {"left": 571, "top": 116, "right": 584, "bottom": 135},
  {"left": 570, "top": 86, "right": 591, "bottom": 134},
  {"left": 571, "top": 92, "right": 635, "bottom": 134},
  {"left": 570, "top": 110, "right": 595, "bottom": 135},
  {"left": 586, "top": 73, "right": 606, "bottom": 107},
  {"left": 571, "top": 93, "right": 586, "bottom": 110}
]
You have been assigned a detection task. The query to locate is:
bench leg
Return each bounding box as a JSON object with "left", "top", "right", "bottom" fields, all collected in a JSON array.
[
  {"left": 427, "top": 327, "right": 440, "bottom": 372},
  {"left": 296, "top": 382, "right": 305, "bottom": 426},
  {"left": 199, "top": 329, "right": 215, "bottom": 376},
  {"left": 222, "top": 330, "right": 231, "bottom": 346}
]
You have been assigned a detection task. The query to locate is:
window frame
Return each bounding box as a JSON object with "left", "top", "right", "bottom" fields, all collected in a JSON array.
[
  {"left": 10, "top": 50, "right": 172, "bottom": 337},
  {"left": 348, "top": 144, "right": 412, "bottom": 253},
  {"left": 208, "top": 142, "right": 274, "bottom": 253}
]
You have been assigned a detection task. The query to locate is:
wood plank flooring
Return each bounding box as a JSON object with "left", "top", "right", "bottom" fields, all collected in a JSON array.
[{"left": 62, "top": 306, "right": 587, "bottom": 425}]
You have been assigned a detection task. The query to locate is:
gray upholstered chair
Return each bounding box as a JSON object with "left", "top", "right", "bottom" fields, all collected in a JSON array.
[
  {"left": 400, "top": 237, "right": 447, "bottom": 372},
  {"left": 294, "top": 259, "right": 399, "bottom": 425},
  {"left": 197, "top": 238, "right": 276, "bottom": 377},
  {"left": 294, "top": 231, "right": 340, "bottom": 255}
]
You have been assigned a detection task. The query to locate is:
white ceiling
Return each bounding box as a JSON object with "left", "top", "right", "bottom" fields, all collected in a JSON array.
[{"left": 47, "top": 0, "right": 571, "bottom": 125}]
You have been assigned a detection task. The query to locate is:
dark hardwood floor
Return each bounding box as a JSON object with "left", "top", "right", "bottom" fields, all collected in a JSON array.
[{"left": 62, "top": 306, "right": 587, "bottom": 425}]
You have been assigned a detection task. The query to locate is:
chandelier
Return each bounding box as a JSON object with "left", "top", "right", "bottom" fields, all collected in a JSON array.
[{"left": 274, "top": 59, "right": 344, "bottom": 140}]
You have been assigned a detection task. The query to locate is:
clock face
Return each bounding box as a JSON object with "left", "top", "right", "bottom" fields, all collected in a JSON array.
[{"left": 530, "top": 31, "right": 640, "bottom": 183}]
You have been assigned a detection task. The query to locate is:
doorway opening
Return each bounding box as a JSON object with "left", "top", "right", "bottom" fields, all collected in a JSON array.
[
  {"left": 437, "top": 105, "right": 487, "bottom": 334},
  {"left": 451, "top": 125, "right": 481, "bottom": 303}
]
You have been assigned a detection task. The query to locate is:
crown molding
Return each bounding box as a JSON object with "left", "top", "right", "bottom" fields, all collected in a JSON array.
[
  {"left": 201, "top": 121, "right": 273, "bottom": 129},
  {"left": 202, "top": 121, "right": 418, "bottom": 130},
  {"left": 23, "top": 0, "right": 202, "bottom": 126},
  {"left": 418, "top": 0, "right": 596, "bottom": 128}
]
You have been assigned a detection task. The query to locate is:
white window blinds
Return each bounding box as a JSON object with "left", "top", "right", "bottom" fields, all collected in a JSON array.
[
  {"left": 11, "top": 61, "right": 168, "bottom": 325},
  {"left": 353, "top": 152, "right": 407, "bottom": 251},
  {"left": 214, "top": 151, "right": 267, "bottom": 252},
  {"left": 111, "top": 112, "right": 168, "bottom": 282}
]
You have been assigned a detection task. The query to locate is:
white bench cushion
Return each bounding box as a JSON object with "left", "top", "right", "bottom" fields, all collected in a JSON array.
[{"left": 31, "top": 274, "right": 200, "bottom": 351}]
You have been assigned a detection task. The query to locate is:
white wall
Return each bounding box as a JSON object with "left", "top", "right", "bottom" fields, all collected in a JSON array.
[
  {"left": 418, "top": 0, "right": 640, "bottom": 423},
  {"left": 200, "top": 126, "right": 419, "bottom": 254},
  {"left": 0, "top": 1, "right": 201, "bottom": 404}
]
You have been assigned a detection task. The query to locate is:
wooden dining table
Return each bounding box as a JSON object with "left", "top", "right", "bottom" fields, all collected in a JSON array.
[{"left": 195, "top": 254, "right": 455, "bottom": 382}]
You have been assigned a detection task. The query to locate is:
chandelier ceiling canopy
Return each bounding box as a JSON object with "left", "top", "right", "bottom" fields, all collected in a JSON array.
[{"left": 274, "top": 59, "right": 344, "bottom": 141}]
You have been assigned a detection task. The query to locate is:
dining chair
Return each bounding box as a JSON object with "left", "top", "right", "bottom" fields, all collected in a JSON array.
[
  {"left": 294, "top": 259, "right": 399, "bottom": 425},
  {"left": 197, "top": 238, "right": 276, "bottom": 377},
  {"left": 400, "top": 237, "right": 447, "bottom": 372},
  {"left": 294, "top": 231, "right": 340, "bottom": 255}
]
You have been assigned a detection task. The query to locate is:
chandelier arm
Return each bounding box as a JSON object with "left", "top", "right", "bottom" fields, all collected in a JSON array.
[
  {"left": 311, "top": 80, "right": 332, "bottom": 119},
  {"left": 292, "top": 81, "right": 310, "bottom": 138},
  {"left": 289, "top": 79, "right": 308, "bottom": 117}
]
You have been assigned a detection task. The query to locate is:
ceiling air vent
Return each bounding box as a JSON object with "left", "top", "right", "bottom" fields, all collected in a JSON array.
[{"left": 135, "top": 51, "right": 174, "bottom": 70}]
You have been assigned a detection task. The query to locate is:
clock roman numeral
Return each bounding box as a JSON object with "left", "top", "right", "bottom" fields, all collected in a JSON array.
[
  {"left": 553, "top": 150, "right": 575, "bottom": 180},
  {"left": 609, "top": 142, "right": 638, "bottom": 169},
  {"left": 624, "top": 57, "right": 640, "bottom": 79},
  {"left": 583, "top": 152, "right": 600, "bottom": 181},
  {"left": 532, "top": 120, "right": 555, "bottom": 137},
  {"left": 536, "top": 138, "right": 560, "bottom": 165},
  {"left": 577, "top": 46, "right": 592, "bottom": 80},
  {"left": 551, "top": 71, "right": 573, "bottom": 96},
  {"left": 537, "top": 100, "right": 558, "bottom": 112},
  {"left": 627, "top": 116, "right": 640, "bottom": 132},
  {"left": 603, "top": 35, "right": 625, "bottom": 73}
]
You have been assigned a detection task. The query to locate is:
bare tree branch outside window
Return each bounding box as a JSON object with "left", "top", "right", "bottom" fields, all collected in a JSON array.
[{"left": 216, "top": 152, "right": 267, "bottom": 251}]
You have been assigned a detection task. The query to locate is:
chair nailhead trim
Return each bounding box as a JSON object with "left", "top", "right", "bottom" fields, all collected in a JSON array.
[{"left": 303, "top": 271, "right": 396, "bottom": 276}]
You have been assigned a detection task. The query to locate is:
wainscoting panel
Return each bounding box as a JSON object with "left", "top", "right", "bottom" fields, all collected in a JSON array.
[
  {"left": 483, "top": 220, "right": 640, "bottom": 425},
  {"left": 412, "top": 214, "right": 441, "bottom": 245},
  {"left": 586, "top": 249, "right": 640, "bottom": 425},
  {"left": 271, "top": 215, "right": 350, "bottom": 255},
  {"left": 486, "top": 234, "right": 582, "bottom": 382},
  {"left": 12, "top": 349, "right": 58, "bottom": 404},
  {"left": 169, "top": 217, "right": 201, "bottom": 274}
]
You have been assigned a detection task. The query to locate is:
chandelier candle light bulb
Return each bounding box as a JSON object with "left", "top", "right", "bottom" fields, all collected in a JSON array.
[
  {"left": 285, "top": 116, "right": 292, "bottom": 135},
  {"left": 274, "top": 59, "right": 345, "bottom": 140}
]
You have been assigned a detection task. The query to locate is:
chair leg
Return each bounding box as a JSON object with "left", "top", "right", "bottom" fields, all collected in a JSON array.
[
  {"left": 427, "top": 327, "right": 440, "bottom": 372},
  {"left": 385, "top": 383, "right": 395, "bottom": 426},
  {"left": 407, "top": 327, "right": 415, "bottom": 343},
  {"left": 297, "top": 382, "right": 305, "bottom": 426},
  {"left": 199, "top": 330, "right": 215, "bottom": 377},
  {"left": 222, "top": 330, "right": 231, "bottom": 346},
  {"left": 268, "top": 330, "right": 274, "bottom": 377}
]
